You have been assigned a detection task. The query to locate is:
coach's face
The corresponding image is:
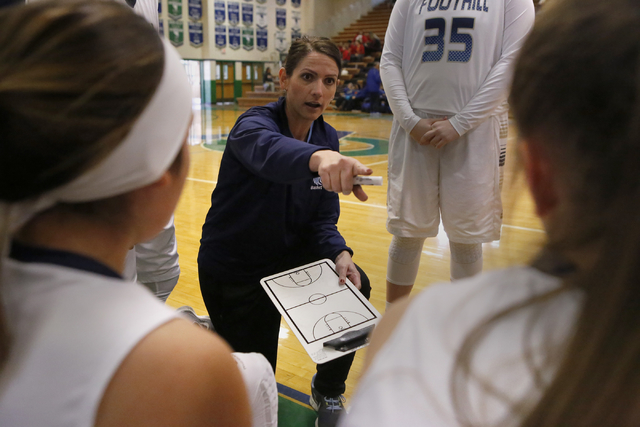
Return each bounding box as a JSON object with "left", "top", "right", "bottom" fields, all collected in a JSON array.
[{"left": 279, "top": 51, "right": 339, "bottom": 127}]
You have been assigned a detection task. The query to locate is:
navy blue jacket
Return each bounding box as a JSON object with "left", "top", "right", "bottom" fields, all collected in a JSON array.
[{"left": 198, "top": 98, "right": 352, "bottom": 279}]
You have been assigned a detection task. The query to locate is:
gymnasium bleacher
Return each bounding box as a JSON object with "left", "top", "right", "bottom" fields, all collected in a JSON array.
[{"left": 237, "top": 2, "right": 391, "bottom": 109}]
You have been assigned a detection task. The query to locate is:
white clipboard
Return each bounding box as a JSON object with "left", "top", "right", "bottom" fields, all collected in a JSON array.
[{"left": 260, "top": 259, "right": 381, "bottom": 364}]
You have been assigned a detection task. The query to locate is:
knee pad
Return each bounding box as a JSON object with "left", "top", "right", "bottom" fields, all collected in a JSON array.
[
  {"left": 449, "top": 242, "right": 483, "bottom": 280},
  {"left": 449, "top": 242, "right": 483, "bottom": 264},
  {"left": 387, "top": 236, "right": 425, "bottom": 286},
  {"left": 232, "top": 352, "right": 278, "bottom": 427}
]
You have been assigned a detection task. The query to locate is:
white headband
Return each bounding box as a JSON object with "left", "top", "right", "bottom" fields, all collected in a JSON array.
[{"left": 1, "top": 38, "right": 192, "bottom": 236}]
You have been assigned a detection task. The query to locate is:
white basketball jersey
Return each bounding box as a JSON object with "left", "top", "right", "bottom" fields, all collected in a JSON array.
[
  {"left": 381, "top": 0, "right": 534, "bottom": 135},
  {"left": 399, "top": 0, "right": 506, "bottom": 114}
]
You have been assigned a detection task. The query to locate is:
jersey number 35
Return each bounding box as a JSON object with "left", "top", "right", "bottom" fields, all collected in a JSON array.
[{"left": 422, "top": 17, "right": 474, "bottom": 63}]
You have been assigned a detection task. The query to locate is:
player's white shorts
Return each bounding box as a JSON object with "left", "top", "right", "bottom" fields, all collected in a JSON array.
[{"left": 386, "top": 113, "right": 503, "bottom": 244}]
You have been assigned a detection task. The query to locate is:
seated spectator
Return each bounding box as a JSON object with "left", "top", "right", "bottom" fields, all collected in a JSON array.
[
  {"left": 338, "top": 42, "right": 347, "bottom": 56},
  {"left": 263, "top": 67, "right": 275, "bottom": 92},
  {"left": 352, "top": 40, "right": 365, "bottom": 62},
  {"left": 336, "top": 82, "right": 358, "bottom": 111},
  {"left": 341, "top": 43, "right": 351, "bottom": 68},
  {"left": 365, "top": 32, "right": 382, "bottom": 56},
  {"left": 362, "top": 32, "right": 371, "bottom": 46},
  {"left": 349, "top": 39, "right": 357, "bottom": 57}
]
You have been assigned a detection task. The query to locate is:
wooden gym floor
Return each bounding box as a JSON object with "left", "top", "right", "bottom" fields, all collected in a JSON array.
[{"left": 165, "top": 104, "right": 546, "bottom": 403}]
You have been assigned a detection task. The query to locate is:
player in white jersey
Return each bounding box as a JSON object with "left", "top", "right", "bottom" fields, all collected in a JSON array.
[
  {"left": 381, "top": 0, "right": 534, "bottom": 304},
  {"left": 116, "top": 0, "right": 216, "bottom": 329},
  {"left": 0, "top": 3, "right": 254, "bottom": 425},
  {"left": 342, "top": 0, "right": 640, "bottom": 424}
]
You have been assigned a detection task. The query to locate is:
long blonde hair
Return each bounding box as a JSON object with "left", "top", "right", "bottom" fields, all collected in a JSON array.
[
  {"left": 0, "top": 0, "right": 165, "bottom": 366},
  {"left": 453, "top": 0, "right": 640, "bottom": 424}
]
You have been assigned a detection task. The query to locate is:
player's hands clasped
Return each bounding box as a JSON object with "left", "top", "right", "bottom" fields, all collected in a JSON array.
[
  {"left": 409, "top": 118, "right": 442, "bottom": 144},
  {"left": 335, "top": 251, "right": 361, "bottom": 289},
  {"left": 410, "top": 118, "right": 461, "bottom": 149},
  {"left": 309, "top": 150, "right": 372, "bottom": 201},
  {"left": 424, "top": 119, "right": 460, "bottom": 148}
]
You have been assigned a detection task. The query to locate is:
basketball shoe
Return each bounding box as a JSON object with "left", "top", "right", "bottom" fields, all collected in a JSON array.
[
  {"left": 176, "top": 306, "right": 214, "bottom": 331},
  {"left": 310, "top": 374, "right": 346, "bottom": 427}
]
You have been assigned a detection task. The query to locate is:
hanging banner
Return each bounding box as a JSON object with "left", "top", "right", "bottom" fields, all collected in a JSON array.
[
  {"left": 229, "top": 26, "right": 241, "bottom": 49},
  {"left": 169, "top": 20, "right": 184, "bottom": 46},
  {"left": 188, "top": 0, "right": 202, "bottom": 20},
  {"left": 158, "top": 0, "right": 161, "bottom": 14},
  {"left": 168, "top": 0, "right": 182, "bottom": 20},
  {"left": 276, "top": 8, "right": 286, "bottom": 30},
  {"left": 255, "top": 5, "right": 268, "bottom": 28},
  {"left": 214, "top": 1, "right": 225, "bottom": 24},
  {"left": 291, "top": 28, "right": 301, "bottom": 42},
  {"left": 189, "top": 21, "right": 203, "bottom": 47},
  {"left": 256, "top": 0, "right": 266, "bottom": 4},
  {"left": 242, "top": 27, "right": 255, "bottom": 51},
  {"left": 242, "top": 3, "right": 253, "bottom": 26},
  {"left": 275, "top": 30, "right": 288, "bottom": 52},
  {"left": 276, "top": 0, "right": 285, "bottom": 6},
  {"left": 159, "top": 18, "right": 164, "bottom": 37},
  {"left": 257, "top": 28, "right": 268, "bottom": 51},
  {"left": 291, "top": 0, "right": 301, "bottom": 8},
  {"left": 228, "top": 2, "right": 240, "bottom": 26},
  {"left": 291, "top": 10, "right": 301, "bottom": 30},
  {"left": 215, "top": 25, "right": 227, "bottom": 48}
]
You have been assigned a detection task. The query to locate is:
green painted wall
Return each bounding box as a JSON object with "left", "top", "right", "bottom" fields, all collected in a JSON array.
[{"left": 234, "top": 80, "right": 243, "bottom": 100}]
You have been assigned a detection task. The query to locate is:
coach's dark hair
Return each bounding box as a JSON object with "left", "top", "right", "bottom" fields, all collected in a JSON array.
[
  {"left": 451, "top": 0, "right": 640, "bottom": 425},
  {"left": 0, "top": 0, "right": 164, "bottom": 367},
  {"left": 284, "top": 35, "right": 342, "bottom": 76}
]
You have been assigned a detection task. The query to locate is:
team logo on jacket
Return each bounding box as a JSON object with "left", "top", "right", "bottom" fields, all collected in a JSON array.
[{"left": 311, "top": 177, "right": 323, "bottom": 190}]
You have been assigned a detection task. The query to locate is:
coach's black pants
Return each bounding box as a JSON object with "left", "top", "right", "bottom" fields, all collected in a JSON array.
[{"left": 199, "top": 251, "right": 371, "bottom": 397}]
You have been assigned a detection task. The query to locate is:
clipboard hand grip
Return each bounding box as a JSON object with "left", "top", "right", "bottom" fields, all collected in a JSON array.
[{"left": 323, "top": 325, "right": 375, "bottom": 352}]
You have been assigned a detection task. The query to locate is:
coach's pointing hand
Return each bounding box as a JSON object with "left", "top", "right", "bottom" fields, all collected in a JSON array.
[{"left": 309, "top": 150, "right": 372, "bottom": 201}]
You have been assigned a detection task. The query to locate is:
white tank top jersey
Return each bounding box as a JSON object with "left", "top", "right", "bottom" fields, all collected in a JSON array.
[
  {"left": 118, "top": 0, "right": 159, "bottom": 30},
  {"left": 132, "top": 0, "right": 159, "bottom": 30},
  {"left": 380, "top": 0, "right": 534, "bottom": 136},
  {"left": 0, "top": 259, "right": 177, "bottom": 426},
  {"left": 339, "top": 267, "right": 582, "bottom": 427}
]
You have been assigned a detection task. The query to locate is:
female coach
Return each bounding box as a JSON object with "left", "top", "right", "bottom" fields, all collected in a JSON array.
[{"left": 198, "top": 36, "right": 372, "bottom": 427}]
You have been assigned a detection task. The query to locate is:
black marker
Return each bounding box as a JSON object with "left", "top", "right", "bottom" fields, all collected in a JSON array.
[{"left": 323, "top": 325, "right": 375, "bottom": 352}]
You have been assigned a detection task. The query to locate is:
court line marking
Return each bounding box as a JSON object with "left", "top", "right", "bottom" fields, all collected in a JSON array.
[
  {"left": 186, "top": 178, "right": 544, "bottom": 234},
  {"left": 501, "top": 224, "right": 545, "bottom": 233},
  {"left": 362, "top": 160, "right": 389, "bottom": 167},
  {"left": 187, "top": 177, "right": 218, "bottom": 184}
]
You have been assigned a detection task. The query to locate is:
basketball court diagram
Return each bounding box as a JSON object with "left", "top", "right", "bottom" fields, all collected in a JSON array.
[{"left": 261, "top": 259, "right": 380, "bottom": 363}]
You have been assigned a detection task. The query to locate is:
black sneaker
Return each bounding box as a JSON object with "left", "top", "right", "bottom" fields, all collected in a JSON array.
[{"left": 309, "top": 374, "right": 346, "bottom": 427}]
